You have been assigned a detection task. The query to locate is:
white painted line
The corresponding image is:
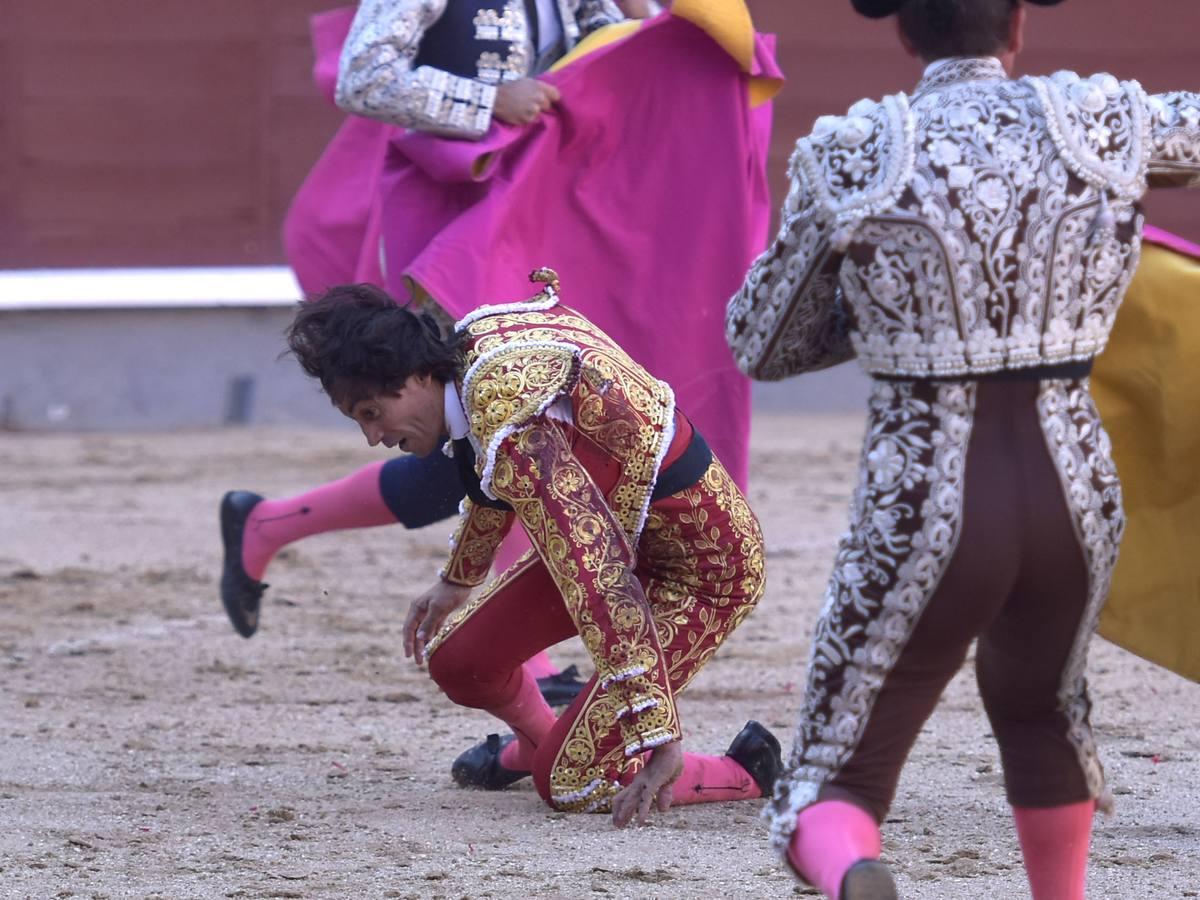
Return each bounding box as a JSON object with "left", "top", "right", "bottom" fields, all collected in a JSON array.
[{"left": 0, "top": 266, "right": 303, "bottom": 310}]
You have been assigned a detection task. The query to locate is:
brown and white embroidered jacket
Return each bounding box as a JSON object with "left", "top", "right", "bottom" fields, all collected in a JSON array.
[{"left": 726, "top": 57, "right": 1200, "bottom": 381}]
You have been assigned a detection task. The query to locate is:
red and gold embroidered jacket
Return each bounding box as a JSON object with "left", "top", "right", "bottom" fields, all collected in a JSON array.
[{"left": 440, "top": 273, "right": 683, "bottom": 757}]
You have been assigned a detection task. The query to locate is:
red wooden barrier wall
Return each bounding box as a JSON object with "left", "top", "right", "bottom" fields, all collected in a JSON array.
[
  {"left": 0, "top": 0, "right": 1194, "bottom": 269},
  {"left": 0, "top": 0, "right": 341, "bottom": 268}
]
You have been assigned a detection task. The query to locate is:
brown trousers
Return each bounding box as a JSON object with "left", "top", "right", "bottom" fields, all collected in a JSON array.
[{"left": 770, "top": 377, "right": 1122, "bottom": 835}]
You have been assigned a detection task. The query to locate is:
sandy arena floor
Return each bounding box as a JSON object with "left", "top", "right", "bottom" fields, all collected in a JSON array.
[{"left": 1, "top": 415, "right": 1197, "bottom": 899}]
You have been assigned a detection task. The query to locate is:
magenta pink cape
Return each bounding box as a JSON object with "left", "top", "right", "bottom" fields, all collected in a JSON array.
[
  {"left": 282, "top": 7, "right": 389, "bottom": 291},
  {"left": 284, "top": 9, "right": 779, "bottom": 488},
  {"left": 383, "top": 17, "right": 777, "bottom": 486}
]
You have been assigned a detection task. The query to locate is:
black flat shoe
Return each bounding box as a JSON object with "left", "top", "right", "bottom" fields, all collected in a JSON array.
[
  {"left": 219, "top": 490, "right": 267, "bottom": 638},
  {"left": 536, "top": 664, "right": 587, "bottom": 707},
  {"left": 725, "top": 720, "right": 784, "bottom": 797},
  {"left": 450, "top": 734, "right": 531, "bottom": 790},
  {"left": 839, "top": 859, "right": 898, "bottom": 900}
]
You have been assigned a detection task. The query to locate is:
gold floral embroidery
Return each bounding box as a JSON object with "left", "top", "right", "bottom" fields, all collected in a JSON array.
[
  {"left": 433, "top": 300, "right": 765, "bottom": 812},
  {"left": 463, "top": 343, "right": 580, "bottom": 450},
  {"left": 547, "top": 459, "right": 765, "bottom": 812},
  {"left": 440, "top": 501, "right": 514, "bottom": 587},
  {"left": 459, "top": 304, "right": 674, "bottom": 539}
]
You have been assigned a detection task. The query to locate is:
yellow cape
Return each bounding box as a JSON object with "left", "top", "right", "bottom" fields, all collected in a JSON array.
[{"left": 1093, "top": 240, "right": 1200, "bottom": 682}]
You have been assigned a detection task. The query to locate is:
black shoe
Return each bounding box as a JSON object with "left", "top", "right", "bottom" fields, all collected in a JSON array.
[
  {"left": 536, "top": 664, "right": 586, "bottom": 707},
  {"left": 839, "top": 859, "right": 898, "bottom": 900},
  {"left": 725, "top": 720, "right": 783, "bottom": 797},
  {"left": 450, "top": 734, "right": 531, "bottom": 790},
  {"left": 220, "top": 490, "right": 268, "bottom": 638}
]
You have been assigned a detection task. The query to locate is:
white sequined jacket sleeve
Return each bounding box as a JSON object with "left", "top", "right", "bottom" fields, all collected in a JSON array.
[
  {"left": 1147, "top": 91, "right": 1200, "bottom": 188},
  {"left": 725, "top": 149, "right": 855, "bottom": 381},
  {"left": 569, "top": 0, "right": 624, "bottom": 37},
  {"left": 336, "top": 0, "right": 498, "bottom": 139}
]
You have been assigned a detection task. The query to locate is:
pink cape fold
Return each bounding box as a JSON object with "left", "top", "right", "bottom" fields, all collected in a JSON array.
[
  {"left": 1143, "top": 223, "right": 1200, "bottom": 260},
  {"left": 381, "top": 16, "right": 779, "bottom": 486},
  {"left": 282, "top": 7, "right": 390, "bottom": 293},
  {"left": 283, "top": 11, "right": 780, "bottom": 487},
  {"left": 310, "top": 6, "right": 354, "bottom": 105}
]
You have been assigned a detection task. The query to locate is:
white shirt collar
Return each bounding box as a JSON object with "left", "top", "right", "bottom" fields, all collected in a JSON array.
[
  {"left": 534, "top": 0, "right": 563, "bottom": 53},
  {"left": 443, "top": 381, "right": 470, "bottom": 441}
]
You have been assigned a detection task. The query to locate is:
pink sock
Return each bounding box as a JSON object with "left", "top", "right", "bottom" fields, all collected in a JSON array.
[
  {"left": 1012, "top": 800, "right": 1094, "bottom": 900},
  {"left": 241, "top": 461, "right": 394, "bottom": 580},
  {"left": 494, "top": 531, "right": 561, "bottom": 682},
  {"left": 524, "top": 651, "right": 559, "bottom": 680},
  {"left": 787, "top": 800, "right": 882, "bottom": 899},
  {"left": 491, "top": 667, "right": 557, "bottom": 771},
  {"left": 492, "top": 530, "right": 533, "bottom": 577},
  {"left": 669, "top": 753, "right": 762, "bottom": 805}
]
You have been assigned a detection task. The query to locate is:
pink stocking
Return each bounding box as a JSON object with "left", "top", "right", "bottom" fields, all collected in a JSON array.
[
  {"left": 493, "top": 532, "right": 561, "bottom": 681},
  {"left": 1012, "top": 800, "right": 1093, "bottom": 900},
  {"left": 244, "top": 469, "right": 566, "bottom": 709},
  {"left": 492, "top": 530, "right": 533, "bottom": 577},
  {"left": 669, "top": 753, "right": 762, "bottom": 805},
  {"left": 523, "top": 652, "right": 560, "bottom": 679},
  {"left": 787, "top": 800, "right": 882, "bottom": 899},
  {"left": 491, "top": 668, "right": 557, "bottom": 771},
  {"left": 241, "top": 461, "right": 393, "bottom": 580}
]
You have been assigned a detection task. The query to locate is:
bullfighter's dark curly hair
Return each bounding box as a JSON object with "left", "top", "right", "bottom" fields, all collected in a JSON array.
[{"left": 285, "top": 283, "right": 462, "bottom": 408}]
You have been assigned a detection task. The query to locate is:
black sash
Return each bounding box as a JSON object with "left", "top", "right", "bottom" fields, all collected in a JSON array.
[
  {"left": 451, "top": 437, "right": 513, "bottom": 511},
  {"left": 650, "top": 429, "right": 713, "bottom": 501},
  {"left": 875, "top": 359, "right": 1094, "bottom": 384},
  {"left": 450, "top": 428, "right": 714, "bottom": 513}
]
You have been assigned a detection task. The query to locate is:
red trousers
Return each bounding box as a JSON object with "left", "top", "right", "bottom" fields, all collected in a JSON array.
[{"left": 428, "top": 456, "right": 765, "bottom": 812}]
